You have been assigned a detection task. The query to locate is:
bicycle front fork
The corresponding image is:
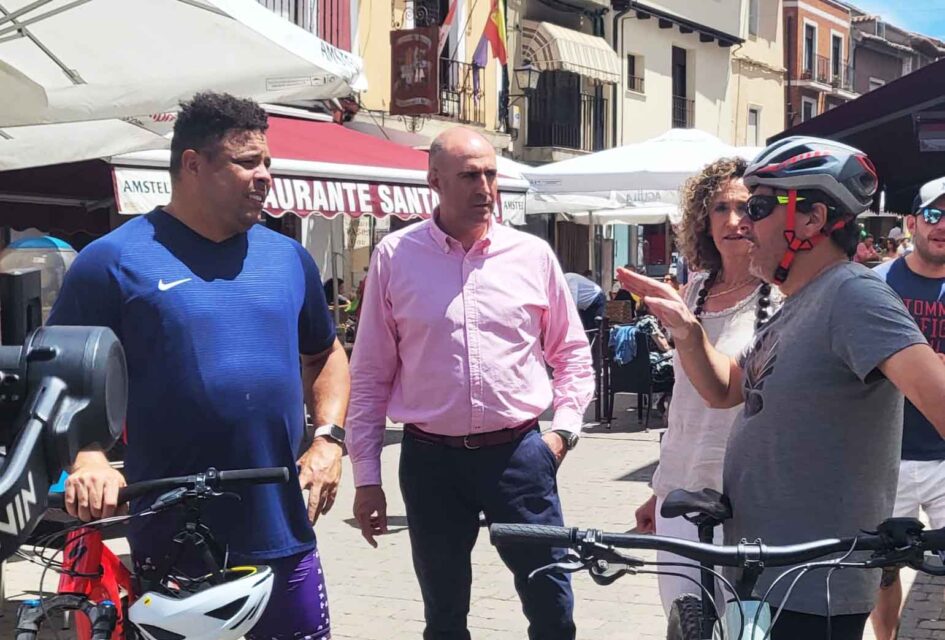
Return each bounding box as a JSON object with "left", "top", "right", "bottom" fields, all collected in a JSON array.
[{"left": 15, "top": 595, "right": 118, "bottom": 640}]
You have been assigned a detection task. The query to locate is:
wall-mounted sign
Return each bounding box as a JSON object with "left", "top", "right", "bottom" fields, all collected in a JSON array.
[{"left": 390, "top": 27, "right": 439, "bottom": 116}]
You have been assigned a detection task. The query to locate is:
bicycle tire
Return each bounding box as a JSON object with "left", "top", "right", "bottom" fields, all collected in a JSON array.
[{"left": 667, "top": 594, "right": 706, "bottom": 640}]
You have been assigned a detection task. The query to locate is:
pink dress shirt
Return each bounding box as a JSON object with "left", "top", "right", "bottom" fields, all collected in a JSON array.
[{"left": 346, "top": 217, "right": 594, "bottom": 487}]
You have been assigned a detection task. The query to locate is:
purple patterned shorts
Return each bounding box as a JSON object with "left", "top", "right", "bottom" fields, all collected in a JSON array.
[{"left": 246, "top": 547, "right": 331, "bottom": 640}]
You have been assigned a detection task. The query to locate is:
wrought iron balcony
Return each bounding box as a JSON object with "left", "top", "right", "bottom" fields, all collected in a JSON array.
[
  {"left": 831, "top": 62, "right": 855, "bottom": 92},
  {"left": 800, "top": 54, "right": 830, "bottom": 84},
  {"left": 527, "top": 92, "right": 608, "bottom": 152},
  {"left": 439, "top": 59, "right": 486, "bottom": 126},
  {"left": 672, "top": 95, "right": 694, "bottom": 129}
]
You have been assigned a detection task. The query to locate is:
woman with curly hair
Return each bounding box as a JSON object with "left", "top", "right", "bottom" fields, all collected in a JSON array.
[{"left": 633, "top": 156, "right": 783, "bottom": 615}]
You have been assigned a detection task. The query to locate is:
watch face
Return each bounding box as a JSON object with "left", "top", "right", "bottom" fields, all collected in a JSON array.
[{"left": 556, "top": 431, "right": 578, "bottom": 450}]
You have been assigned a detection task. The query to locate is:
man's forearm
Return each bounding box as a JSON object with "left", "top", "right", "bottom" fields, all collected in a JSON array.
[
  {"left": 302, "top": 339, "right": 351, "bottom": 426},
  {"left": 675, "top": 326, "right": 743, "bottom": 409}
]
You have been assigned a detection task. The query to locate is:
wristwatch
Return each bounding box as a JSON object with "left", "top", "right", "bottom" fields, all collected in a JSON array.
[
  {"left": 313, "top": 423, "right": 346, "bottom": 445},
  {"left": 552, "top": 430, "right": 580, "bottom": 451}
]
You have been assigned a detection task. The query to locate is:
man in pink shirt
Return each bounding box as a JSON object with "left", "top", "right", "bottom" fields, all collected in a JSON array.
[{"left": 347, "top": 127, "right": 594, "bottom": 640}]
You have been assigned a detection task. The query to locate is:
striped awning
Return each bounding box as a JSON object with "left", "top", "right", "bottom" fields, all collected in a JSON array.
[{"left": 521, "top": 21, "right": 621, "bottom": 85}]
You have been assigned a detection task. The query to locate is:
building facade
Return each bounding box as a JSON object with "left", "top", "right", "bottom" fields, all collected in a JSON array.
[
  {"left": 783, "top": 0, "right": 856, "bottom": 127},
  {"left": 847, "top": 9, "right": 945, "bottom": 95},
  {"left": 503, "top": 0, "right": 616, "bottom": 165},
  {"left": 609, "top": 0, "right": 744, "bottom": 145},
  {"left": 729, "top": 0, "right": 786, "bottom": 147}
]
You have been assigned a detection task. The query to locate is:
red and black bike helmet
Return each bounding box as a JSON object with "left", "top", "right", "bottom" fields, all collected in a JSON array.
[{"left": 743, "top": 136, "right": 879, "bottom": 283}]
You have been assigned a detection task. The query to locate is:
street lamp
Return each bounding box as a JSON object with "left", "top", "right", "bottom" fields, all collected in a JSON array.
[
  {"left": 514, "top": 61, "right": 541, "bottom": 94},
  {"left": 507, "top": 61, "right": 540, "bottom": 142}
]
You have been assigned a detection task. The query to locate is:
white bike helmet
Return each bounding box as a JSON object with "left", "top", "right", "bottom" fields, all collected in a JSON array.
[{"left": 129, "top": 565, "right": 274, "bottom": 640}]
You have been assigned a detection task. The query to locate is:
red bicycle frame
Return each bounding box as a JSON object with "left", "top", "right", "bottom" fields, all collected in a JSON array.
[{"left": 58, "top": 528, "right": 136, "bottom": 640}]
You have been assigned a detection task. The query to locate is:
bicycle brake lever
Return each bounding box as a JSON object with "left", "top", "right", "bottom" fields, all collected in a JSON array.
[
  {"left": 589, "top": 563, "right": 633, "bottom": 586},
  {"left": 149, "top": 487, "right": 189, "bottom": 511},
  {"left": 586, "top": 547, "right": 643, "bottom": 586},
  {"left": 528, "top": 554, "right": 587, "bottom": 582}
]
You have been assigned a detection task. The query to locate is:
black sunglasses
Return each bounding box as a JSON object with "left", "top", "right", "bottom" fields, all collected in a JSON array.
[
  {"left": 745, "top": 194, "right": 807, "bottom": 222},
  {"left": 918, "top": 207, "right": 945, "bottom": 225}
]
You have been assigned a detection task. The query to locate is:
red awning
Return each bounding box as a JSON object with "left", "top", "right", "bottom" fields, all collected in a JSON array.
[
  {"left": 111, "top": 116, "right": 527, "bottom": 222},
  {"left": 266, "top": 116, "right": 430, "bottom": 172}
]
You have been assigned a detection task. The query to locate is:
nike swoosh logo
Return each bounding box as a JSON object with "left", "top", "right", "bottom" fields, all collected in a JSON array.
[{"left": 158, "top": 278, "right": 192, "bottom": 291}]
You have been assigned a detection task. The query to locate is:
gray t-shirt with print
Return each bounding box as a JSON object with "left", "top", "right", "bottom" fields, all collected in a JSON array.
[{"left": 723, "top": 261, "right": 928, "bottom": 616}]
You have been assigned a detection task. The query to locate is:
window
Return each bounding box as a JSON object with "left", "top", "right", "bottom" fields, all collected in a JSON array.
[
  {"left": 747, "top": 107, "right": 760, "bottom": 146},
  {"left": 671, "top": 47, "right": 692, "bottom": 128},
  {"left": 626, "top": 54, "right": 644, "bottom": 93},
  {"left": 903, "top": 57, "right": 914, "bottom": 75},
  {"left": 804, "top": 24, "right": 816, "bottom": 76},
  {"left": 876, "top": 20, "right": 886, "bottom": 39},
  {"left": 868, "top": 77, "right": 885, "bottom": 92},
  {"left": 801, "top": 97, "right": 817, "bottom": 122},
  {"left": 831, "top": 34, "right": 842, "bottom": 79},
  {"left": 748, "top": 0, "right": 759, "bottom": 36}
]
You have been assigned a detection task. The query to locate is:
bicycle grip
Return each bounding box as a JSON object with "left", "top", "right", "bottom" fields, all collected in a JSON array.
[
  {"left": 489, "top": 523, "right": 575, "bottom": 546},
  {"left": 922, "top": 527, "right": 945, "bottom": 551},
  {"left": 217, "top": 467, "right": 290, "bottom": 484},
  {"left": 46, "top": 482, "right": 151, "bottom": 512},
  {"left": 46, "top": 492, "right": 65, "bottom": 511}
]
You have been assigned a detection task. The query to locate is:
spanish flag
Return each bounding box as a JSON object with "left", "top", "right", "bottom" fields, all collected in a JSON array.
[{"left": 482, "top": 0, "right": 508, "bottom": 66}]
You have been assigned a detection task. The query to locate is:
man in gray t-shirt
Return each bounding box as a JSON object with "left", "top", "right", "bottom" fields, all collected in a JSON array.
[
  {"left": 726, "top": 262, "right": 925, "bottom": 615},
  {"left": 618, "top": 137, "right": 945, "bottom": 639}
]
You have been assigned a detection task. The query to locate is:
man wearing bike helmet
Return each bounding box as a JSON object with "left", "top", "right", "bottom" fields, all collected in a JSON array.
[
  {"left": 871, "top": 177, "right": 945, "bottom": 640},
  {"left": 617, "top": 136, "right": 945, "bottom": 639},
  {"left": 48, "top": 92, "right": 349, "bottom": 640}
]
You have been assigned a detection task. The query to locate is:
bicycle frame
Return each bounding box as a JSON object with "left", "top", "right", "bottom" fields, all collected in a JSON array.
[{"left": 58, "top": 528, "right": 136, "bottom": 640}]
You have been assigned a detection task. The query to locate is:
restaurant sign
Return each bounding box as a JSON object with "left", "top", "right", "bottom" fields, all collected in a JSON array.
[
  {"left": 113, "top": 169, "right": 517, "bottom": 223},
  {"left": 390, "top": 27, "right": 439, "bottom": 116}
]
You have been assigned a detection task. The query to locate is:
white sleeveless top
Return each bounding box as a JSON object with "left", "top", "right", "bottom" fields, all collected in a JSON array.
[{"left": 650, "top": 271, "right": 782, "bottom": 499}]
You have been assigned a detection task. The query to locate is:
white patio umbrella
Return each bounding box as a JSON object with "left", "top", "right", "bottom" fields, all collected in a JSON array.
[
  {"left": 523, "top": 129, "right": 762, "bottom": 214},
  {"left": 0, "top": 116, "right": 172, "bottom": 171},
  {"left": 0, "top": 0, "right": 366, "bottom": 128}
]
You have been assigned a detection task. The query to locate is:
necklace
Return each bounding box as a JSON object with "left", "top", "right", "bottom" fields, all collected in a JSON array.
[
  {"left": 694, "top": 270, "right": 772, "bottom": 331},
  {"left": 705, "top": 279, "right": 758, "bottom": 299}
]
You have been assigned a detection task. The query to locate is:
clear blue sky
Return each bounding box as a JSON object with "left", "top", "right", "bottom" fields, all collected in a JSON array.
[{"left": 849, "top": 1, "right": 945, "bottom": 40}]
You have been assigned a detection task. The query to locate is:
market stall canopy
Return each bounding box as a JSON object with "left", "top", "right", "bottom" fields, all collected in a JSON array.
[
  {"left": 521, "top": 20, "right": 621, "bottom": 84},
  {"left": 771, "top": 58, "right": 945, "bottom": 213},
  {"left": 110, "top": 116, "right": 528, "bottom": 224},
  {"left": 523, "top": 129, "right": 760, "bottom": 214},
  {"left": 0, "top": 0, "right": 366, "bottom": 128}
]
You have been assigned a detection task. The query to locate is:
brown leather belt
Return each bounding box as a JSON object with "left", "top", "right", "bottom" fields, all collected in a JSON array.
[{"left": 404, "top": 419, "right": 538, "bottom": 450}]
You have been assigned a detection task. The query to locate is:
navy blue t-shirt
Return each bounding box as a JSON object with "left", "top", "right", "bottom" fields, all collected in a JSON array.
[
  {"left": 48, "top": 208, "right": 335, "bottom": 560},
  {"left": 874, "top": 257, "right": 945, "bottom": 461}
]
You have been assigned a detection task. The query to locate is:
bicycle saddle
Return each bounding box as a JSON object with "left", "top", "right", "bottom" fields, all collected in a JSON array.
[{"left": 660, "top": 488, "right": 733, "bottom": 523}]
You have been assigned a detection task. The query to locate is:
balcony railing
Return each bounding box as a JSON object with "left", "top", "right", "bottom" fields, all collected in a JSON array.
[
  {"left": 439, "top": 59, "right": 486, "bottom": 126},
  {"left": 672, "top": 95, "right": 694, "bottom": 129},
  {"left": 527, "top": 93, "right": 609, "bottom": 152},
  {"left": 831, "top": 62, "right": 855, "bottom": 92},
  {"left": 627, "top": 75, "right": 645, "bottom": 93},
  {"left": 256, "top": 0, "right": 314, "bottom": 32},
  {"left": 800, "top": 54, "right": 830, "bottom": 84}
]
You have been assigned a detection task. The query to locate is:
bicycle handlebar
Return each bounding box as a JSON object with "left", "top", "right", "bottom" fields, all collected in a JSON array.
[
  {"left": 489, "top": 523, "right": 896, "bottom": 568},
  {"left": 46, "top": 466, "right": 290, "bottom": 511}
]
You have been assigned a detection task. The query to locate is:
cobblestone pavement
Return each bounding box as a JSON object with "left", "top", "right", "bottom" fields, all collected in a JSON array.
[{"left": 1, "top": 397, "right": 942, "bottom": 638}]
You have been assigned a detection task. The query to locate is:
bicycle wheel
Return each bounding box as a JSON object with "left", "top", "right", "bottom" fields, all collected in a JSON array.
[{"left": 667, "top": 594, "right": 706, "bottom": 640}]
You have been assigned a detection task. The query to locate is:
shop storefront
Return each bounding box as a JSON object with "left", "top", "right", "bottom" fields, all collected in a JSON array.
[{"left": 0, "top": 117, "right": 527, "bottom": 293}]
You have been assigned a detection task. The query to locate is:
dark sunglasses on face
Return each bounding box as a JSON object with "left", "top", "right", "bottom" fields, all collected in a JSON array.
[
  {"left": 918, "top": 207, "right": 945, "bottom": 225},
  {"left": 745, "top": 194, "right": 807, "bottom": 222}
]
